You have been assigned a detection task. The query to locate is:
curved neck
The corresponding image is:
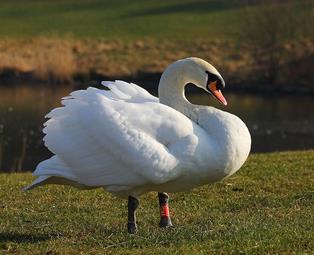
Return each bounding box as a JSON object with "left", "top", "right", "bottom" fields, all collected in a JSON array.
[{"left": 158, "top": 62, "right": 196, "bottom": 121}]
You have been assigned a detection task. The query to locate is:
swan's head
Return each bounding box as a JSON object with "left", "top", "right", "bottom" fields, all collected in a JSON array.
[{"left": 180, "top": 57, "right": 227, "bottom": 106}]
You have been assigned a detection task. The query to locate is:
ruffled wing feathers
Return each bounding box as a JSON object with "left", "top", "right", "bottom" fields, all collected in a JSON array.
[{"left": 35, "top": 81, "right": 193, "bottom": 189}]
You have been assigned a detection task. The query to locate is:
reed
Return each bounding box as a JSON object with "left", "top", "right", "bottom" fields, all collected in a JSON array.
[
  {"left": 32, "top": 38, "right": 77, "bottom": 83},
  {"left": 0, "top": 37, "right": 313, "bottom": 90}
]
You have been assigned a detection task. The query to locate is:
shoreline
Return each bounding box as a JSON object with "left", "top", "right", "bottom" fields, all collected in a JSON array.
[
  {"left": 0, "top": 37, "right": 313, "bottom": 94},
  {"left": 1, "top": 69, "right": 314, "bottom": 95}
]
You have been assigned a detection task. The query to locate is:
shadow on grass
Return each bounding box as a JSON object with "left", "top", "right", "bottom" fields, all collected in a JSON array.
[
  {"left": 126, "top": 0, "right": 244, "bottom": 17},
  {"left": 0, "top": 233, "right": 59, "bottom": 244}
]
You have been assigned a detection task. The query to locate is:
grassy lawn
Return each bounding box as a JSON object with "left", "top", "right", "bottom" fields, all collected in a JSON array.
[
  {"left": 0, "top": 0, "right": 312, "bottom": 41},
  {"left": 0, "top": 0, "right": 247, "bottom": 40},
  {"left": 0, "top": 150, "right": 313, "bottom": 254}
]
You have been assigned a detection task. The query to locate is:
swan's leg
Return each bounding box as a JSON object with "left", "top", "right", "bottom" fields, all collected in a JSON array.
[
  {"left": 158, "top": 192, "right": 173, "bottom": 228},
  {"left": 127, "top": 196, "right": 139, "bottom": 234}
]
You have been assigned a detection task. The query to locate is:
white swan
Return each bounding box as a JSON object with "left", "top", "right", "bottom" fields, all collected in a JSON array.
[{"left": 24, "top": 57, "right": 251, "bottom": 233}]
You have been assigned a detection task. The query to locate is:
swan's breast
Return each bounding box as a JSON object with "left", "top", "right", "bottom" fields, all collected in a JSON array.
[{"left": 197, "top": 107, "right": 251, "bottom": 178}]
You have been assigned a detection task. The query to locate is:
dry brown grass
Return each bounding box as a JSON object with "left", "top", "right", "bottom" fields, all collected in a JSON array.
[
  {"left": 0, "top": 37, "right": 77, "bottom": 83},
  {"left": 32, "top": 38, "right": 76, "bottom": 83},
  {"left": 0, "top": 37, "right": 313, "bottom": 88}
]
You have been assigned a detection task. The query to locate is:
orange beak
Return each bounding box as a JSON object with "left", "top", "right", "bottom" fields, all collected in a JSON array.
[{"left": 208, "top": 81, "right": 227, "bottom": 106}]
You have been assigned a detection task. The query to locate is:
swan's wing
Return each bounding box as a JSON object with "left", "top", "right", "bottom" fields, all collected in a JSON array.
[
  {"left": 101, "top": 80, "right": 158, "bottom": 103},
  {"left": 36, "top": 82, "right": 196, "bottom": 189}
]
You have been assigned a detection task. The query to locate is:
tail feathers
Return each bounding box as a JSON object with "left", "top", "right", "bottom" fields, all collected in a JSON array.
[
  {"left": 23, "top": 155, "right": 78, "bottom": 191},
  {"left": 23, "top": 156, "right": 92, "bottom": 191},
  {"left": 22, "top": 175, "right": 90, "bottom": 191},
  {"left": 33, "top": 155, "right": 74, "bottom": 179},
  {"left": 22, "top": 176, "right": 51, "bottom": 191}
]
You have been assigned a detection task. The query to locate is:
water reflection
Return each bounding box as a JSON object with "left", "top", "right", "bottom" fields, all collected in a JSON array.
[
  {"left": 0, "top": 85, "right": 72, "bottom": 172},
  {"left": 188, "top": 91, "right": 314, "bottom": 153},
  {"left": 0, "top": 84, "right": 313, "bottom": 172}
]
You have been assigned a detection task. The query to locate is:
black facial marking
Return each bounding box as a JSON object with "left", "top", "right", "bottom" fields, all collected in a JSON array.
[
  {"left": 205, "top": 71, "right": 225, "bottom": 91},
  {"left": 205, "top": 71, "right": 217, "bottom": 86}
]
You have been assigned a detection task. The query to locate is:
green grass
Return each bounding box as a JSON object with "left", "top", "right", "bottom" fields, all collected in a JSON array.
[
  {"left": 0, "top": 0, "right": 243, "bottom": 40},
  {"left": 0, "top": 151, "right": 313, "bottom": 254},
  {"left": 0, "top": 0, "right": 312, "bottom": 41}
]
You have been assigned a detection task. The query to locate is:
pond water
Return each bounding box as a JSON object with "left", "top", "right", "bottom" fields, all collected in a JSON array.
[{"left": 0, "top": 84, "right": 313, "bottom": 172}]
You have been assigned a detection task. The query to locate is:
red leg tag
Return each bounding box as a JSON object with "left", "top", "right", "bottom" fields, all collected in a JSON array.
[{"left": 160, "top": 204, "right": 170, "bottom": 217}]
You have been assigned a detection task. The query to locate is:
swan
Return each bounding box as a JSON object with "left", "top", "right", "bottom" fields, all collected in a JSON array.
[{"left": 24, "top": 57, "right": 251, "bottom": 233}]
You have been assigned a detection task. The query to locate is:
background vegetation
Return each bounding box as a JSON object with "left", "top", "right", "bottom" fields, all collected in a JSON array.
[
  {"left": 0, "top": 0, "right": 313, "bottom": 91},
  {"left": 0, "top": 0, "right": 272, "bottom": 40}
]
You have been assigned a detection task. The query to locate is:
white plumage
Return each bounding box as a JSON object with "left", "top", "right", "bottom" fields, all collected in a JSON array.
[{"left": 25, "top": 57, "right": 251, "bottom": 199}]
